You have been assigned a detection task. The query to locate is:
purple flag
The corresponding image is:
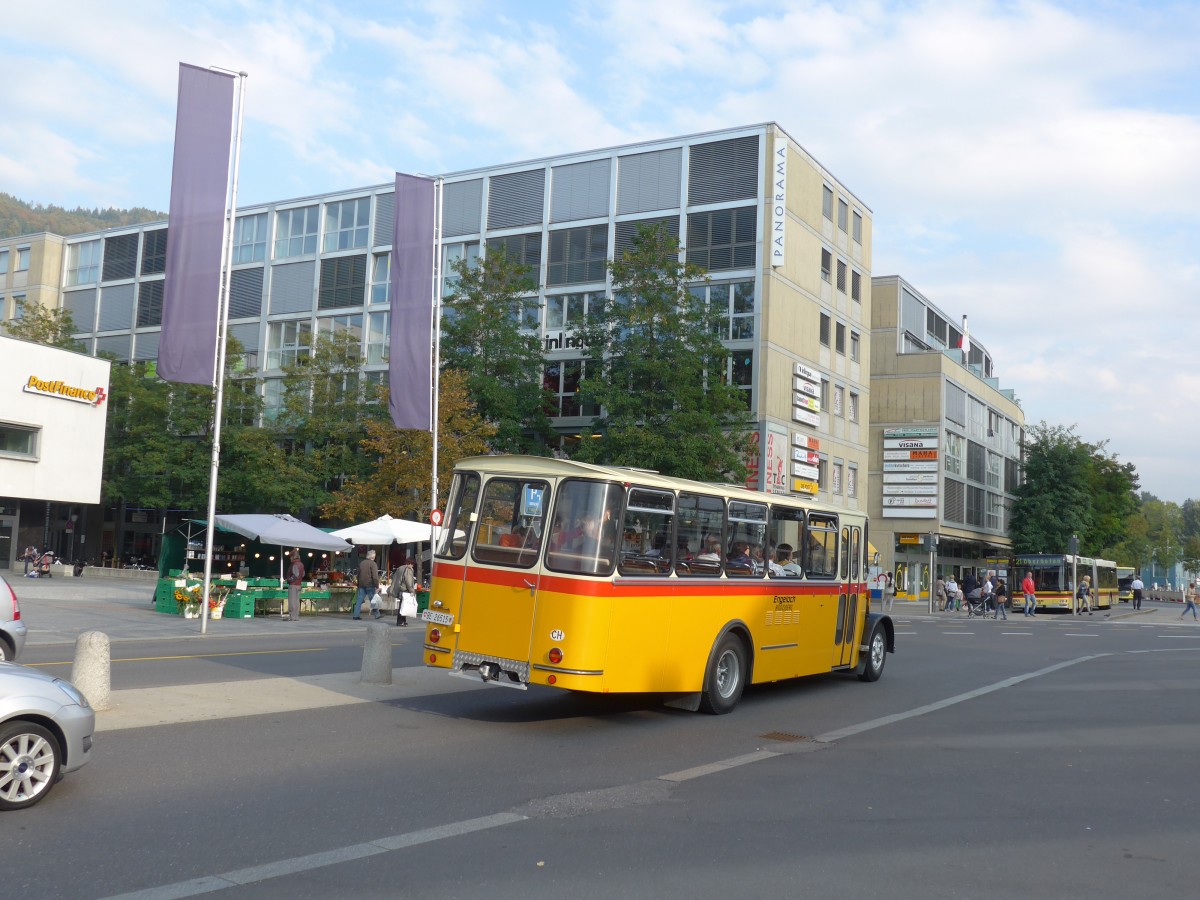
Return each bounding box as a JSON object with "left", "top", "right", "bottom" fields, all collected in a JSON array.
[
  {"left": 159, "top": 63, "right": 235, "bottom": 385},
  {"left": 389, "top": 174, "right": 437, "bottom": 430}
]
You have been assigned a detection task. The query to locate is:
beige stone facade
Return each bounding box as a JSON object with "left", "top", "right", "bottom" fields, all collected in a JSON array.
[{"left": 0, "top": 232, "right": 65, "bottom": 326}]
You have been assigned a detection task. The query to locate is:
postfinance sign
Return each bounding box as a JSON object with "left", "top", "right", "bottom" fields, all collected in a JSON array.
[{"left": 23, "top": 375, "right": 108, "bottom": 406}]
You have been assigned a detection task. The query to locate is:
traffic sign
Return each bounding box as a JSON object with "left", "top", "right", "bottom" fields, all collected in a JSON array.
[{"left": 430, "top": 509, "right": 443, "bottom": 527}]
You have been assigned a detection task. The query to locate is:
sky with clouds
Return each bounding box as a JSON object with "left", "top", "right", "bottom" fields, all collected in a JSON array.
[{"left": 5, "top": 0, "right": 1198, "bottom": 502}]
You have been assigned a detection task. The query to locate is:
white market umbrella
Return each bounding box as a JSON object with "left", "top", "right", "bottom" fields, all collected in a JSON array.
[
  {"left": 331, "top": 514, "right": 441, "bottom": 546},
  {"left": 212, "top": 513, "right": 352, "bottom": 585}
]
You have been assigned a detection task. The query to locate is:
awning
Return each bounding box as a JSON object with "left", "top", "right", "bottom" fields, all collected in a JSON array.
[
  {"left": 211, "top": 514, "right": 351, "bottom": 553},
  {"left": 331, "top": 514, "right": 462, "bottom": 546}
]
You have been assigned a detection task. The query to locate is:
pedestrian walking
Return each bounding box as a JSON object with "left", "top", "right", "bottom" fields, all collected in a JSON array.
[
  {"left": 286, "top": 548, "right": 305, "bottom": 621},
  {"left": 882, "top": 572, "right": 896, "bottom": 612},
  {"left": 1022, "top": 570, "right": 1037, "bottom": 617},
  {"left": 945, "top": 574, "right": 960, "bottom": 612},
  {"left": 1075, "top": 575, "right": 1093, "bottom": 615},
  {"left": 993, "top": 578, "right": 1008, "bottom": 620},
  {"left": 389, "top": 557, "right": 417, "bottom": 626},
  {"left": 1131, "top": 574, "right": 1144, "bottom": 611},
  {"left": 1181, "top": 581, "right": 1199, "bottom": 620},
  {"left": 352, "top": 549, "right": 380, "bottom": 620},
  {"left": 935, "top": 574, "right": 948, "bottom": 612},
  {"left": 22, "top": 545, "right": 37, "bottom": 576}
]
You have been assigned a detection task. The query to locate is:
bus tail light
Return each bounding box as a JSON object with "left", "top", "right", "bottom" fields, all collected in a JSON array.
[
  {"left": 548, "top": 647, "right": 563, "bottom": 664},
  {"left": 429, "top": 628, "right": 441, "bottom": 643}
]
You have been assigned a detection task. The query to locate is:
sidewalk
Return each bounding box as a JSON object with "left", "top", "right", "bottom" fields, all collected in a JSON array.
[
  {"left": 883, "top": 599, "right": 1177, "bottom": 622},
  {"left": 8, "top": 572, "right": 388, "bottom": 646}
]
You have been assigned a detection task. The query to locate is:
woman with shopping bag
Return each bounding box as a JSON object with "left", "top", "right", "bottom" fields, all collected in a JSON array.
[{"left": 389, "top": 557, "right": 418, "bottom": 626}]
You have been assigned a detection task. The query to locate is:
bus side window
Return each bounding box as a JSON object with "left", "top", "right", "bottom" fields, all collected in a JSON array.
[
  {"left": 619, "top": 488, "right": 674, "bottom": 577},
  {"left": 767, "top": 505, "right": 805, "bottom": 578},
  {"left": 438, "top": 472, "right": 480, "bottom": 561},
  {"left": 805, "top": 514, "right": 839, "bottom": 579}
]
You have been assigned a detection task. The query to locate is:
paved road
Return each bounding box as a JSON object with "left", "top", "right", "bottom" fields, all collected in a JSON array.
[{"left": 5, "top": 582, "right": 1200, "bottom": 899}]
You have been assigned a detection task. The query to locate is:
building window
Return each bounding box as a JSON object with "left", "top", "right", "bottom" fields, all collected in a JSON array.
[
  {"left": 848, "top": 391, "right": 859, "bottom": 422},
  {"left": 821, "top": 248, "right": 832, "bottom": 283},
  {"left": 366, "top": 311, "right": 389, "bottom": 364},
  {"left": 141, "top": 229, "right": 168, "bottom": 276},
  {"left": 11, "top": 294, "right": 25, "bottom": 319},
  {"left": 442, "top": 242, "right": 481, "bottom": 296},
  {"left": 833, "top": 385, "right": 844, "bottom": 417},
  {"left": 987, "top": 492, "right": 1004, "bottom": 530},
  {"left": 543, "top": 358, "right": 591, "bottom": 417},
  {"left": 987, "top": 451, "right": 1002, "bottom": 489},
  {"left": 234, "top": 213, "right": 268, "bottom": 264},
  {"left": 837, "top": 199, "right": 848, "bottom": 232},
  {"left": 315, "top": 312, "right": 363, "bottom": 345},
  {"left": 851, "top": 270, "right": 861, "bottom": 302},
  {"left": 487, "top": 232, "right": 542, "bottom": 272},
  {"left": 519, "top": 295, "right": 541, "bottom": 331},
  {"left": 262, "top": 378, "right": 284, "bottom": 421},
  {"left": 0, "top": 249, "right": 8, "bottom": 276},
  {"left": 275, "top": 206, "right": 319, "bottom": 258},
  {"left": 822, "top": 186, "right": 833, "bottom": 220},
  {"left": 323, "top": 197, "right": 371, "bottom": 252},
  {"left": 547, "top": 224, "right": 607, "bottom": 286},
  {"left": 136, "top": 281, "right": 164, "bottom": 328},
  {"left": 0, "top": 422, "right": 39, "bottom": 460},
  {"left": 832, "top": 461, "right": 843, "bottom": 495},
  {"left": 945, "top": 431, "right": 964, "bottom": 477},
  {"left": 317, "top": 255, "right": 367, "bottom": 310},
  {"left": 699, "top": 280, "right": 756, "bottom": 341},
  {"left": 544, "top": 291, "right": 601, "bottom": 335},
  {"left": 847, "top": 464, "right": 858, "bottom": 499},
  {"left": 102, "top": 234, "right": 138, "bottom": 281},
  {"left": 368, "top": 253, "right": 390, "bottom": 305},
  {"left": 836, "top": 259, "right": 847, "bottom": 293},
  {"left": 16, "top": 248, "right": 30, "bottom": 273},
  {"left": 850, "top": 330, "right": 860, "bottom": 362},
  {"left": 729, "top": 349, "right": 754, "bottom": 409},
  {"left": 835, "top": 322, "right": 846, "bottom": 355},
  {"left": 852, "top": 210, "right": 862, "bottom": 243},
  {"left": 266, "top": 320, "right": 311, "bottom": 370},
  {"left": 65, "top": 241, "right": 101, "bottom": 286},
  {"left": 820, "top": 378, "right": 829, "bottom": 409},
  {"left": 818, "top": 456, "right": 828, "bottom": 490},
  {"left": 686, "top": 207, "right": 756, "bottom": 272},
  {"left": 820, "top": 312, "right": 831, "bottom": 347}
]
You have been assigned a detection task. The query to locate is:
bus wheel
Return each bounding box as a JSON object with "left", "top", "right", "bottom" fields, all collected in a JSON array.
[
  {"left": 699, "top": 634, "right": 746, "bottom": 715},
  {"left": 857, "top": 626, "right": 887, "bottom": 683}
]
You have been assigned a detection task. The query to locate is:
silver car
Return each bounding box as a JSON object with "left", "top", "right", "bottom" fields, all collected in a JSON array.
[
  {"left": 0, "top": 662, "right": 95, "bottom": 810},
  {"left": 0, "top": 574, "right": 27, "bottom": 661}
]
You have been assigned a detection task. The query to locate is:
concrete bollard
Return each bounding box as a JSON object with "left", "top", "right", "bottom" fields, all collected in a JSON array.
[
  {"left": 71, "top": 631, "right": 112, "bottom": 711},
  {"left": 360, "top": 622, "right": 393, "bottom": 685}
]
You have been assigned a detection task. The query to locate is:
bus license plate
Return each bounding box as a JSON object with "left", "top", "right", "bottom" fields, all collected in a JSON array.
[{"left": 421, "top": 609, "right": 454, "bottom": 626}]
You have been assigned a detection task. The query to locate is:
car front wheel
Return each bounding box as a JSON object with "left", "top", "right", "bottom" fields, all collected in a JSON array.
[{"left": 0, "top": 721, "right": 63, "bottom": 811}]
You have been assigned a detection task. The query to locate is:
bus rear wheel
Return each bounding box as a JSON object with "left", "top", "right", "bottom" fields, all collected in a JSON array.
[
  {"left": 699, "top": 634, "right": 746, "bottom": 715},
  {"left": 857, "top": 626, "right": 887, "bottom": 682}
]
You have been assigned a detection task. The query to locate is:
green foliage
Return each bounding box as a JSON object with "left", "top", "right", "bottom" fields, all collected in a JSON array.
[
  {"left": 2, "top": 300, "right": 84, "bottom": 351},
  {"left": 0, "top": 192, "right": 165, "bottom": 239},
  {"left": 1008, "top": 422, "right": 1137, "bottom": 556},
  {"left": 572, "top": 223, "right": 753, "bottom": 481},
  {"left": 271, "top": 330, "right": 385, "bottom": 513},
  {"left": 440, "top": 250, "right": 553, "bottom": 453}
]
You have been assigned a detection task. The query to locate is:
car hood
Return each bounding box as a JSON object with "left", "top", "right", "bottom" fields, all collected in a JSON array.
[{"left": 0, "top": 660, "right": 61, "bottom": 687}]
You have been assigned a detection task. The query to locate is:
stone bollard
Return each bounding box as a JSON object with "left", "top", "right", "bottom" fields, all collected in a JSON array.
[
  {"left": 71, "top": 631, "right": 112, "bottom": 711},
  {"left": 360, "top": 621, "right": 393, "bottom": 685}
]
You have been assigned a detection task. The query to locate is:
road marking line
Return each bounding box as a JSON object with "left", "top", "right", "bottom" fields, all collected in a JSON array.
[
  {"left": 1063, "top": 633, "right": 1099, "bottom": 637},
  {"left": 660, "top": 750, "right": 781, "bottom": 782},
  {"left": 100, "top": 813, "right": 527, "bottom": 899},
  {"left": 814, "top": 654, "right": 1107, "bottom": 743},
  {"left": 27, "top": 648, "right": 329, "bottom": 667},
  {"left": 1000, "top": 632, "right": 1033, "bottom": 635}
]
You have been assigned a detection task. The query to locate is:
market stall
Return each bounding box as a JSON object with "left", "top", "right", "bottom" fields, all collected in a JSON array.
[{"left": 154, "top": 514, "right": 351, "bottom": 617}]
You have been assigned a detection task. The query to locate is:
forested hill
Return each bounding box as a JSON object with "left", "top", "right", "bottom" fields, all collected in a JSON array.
[{"left": 0, "top": 193, "right": 167, "bottom": 239}]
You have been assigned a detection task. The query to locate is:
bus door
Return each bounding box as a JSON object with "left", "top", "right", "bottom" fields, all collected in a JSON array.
[
  {"left": 801, "top": 514, "right": 843, "bottom": 669},
  {"left": 453, "top": 476, "right": 551, "bottom": 680},
  {"left": 833, "top": 525, "right": 857, "bottom": 668}
]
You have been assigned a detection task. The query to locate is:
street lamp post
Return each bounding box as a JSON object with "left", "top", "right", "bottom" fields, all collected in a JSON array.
[{"left": 1068, "top": 534, "right": 1079, "bottom": 615}]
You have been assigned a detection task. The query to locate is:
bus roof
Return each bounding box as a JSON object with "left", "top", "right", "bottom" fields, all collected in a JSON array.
[{"left": 452, "top": 454, "right": 863, "bottom": 520}]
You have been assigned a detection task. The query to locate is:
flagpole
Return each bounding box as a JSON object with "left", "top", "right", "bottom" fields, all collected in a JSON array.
[
  {"left": 200, "top": 69, "right": 248, "bottom": 636},
  {"left": 429, "top": 178, "right": 444, "bottom": 556}
]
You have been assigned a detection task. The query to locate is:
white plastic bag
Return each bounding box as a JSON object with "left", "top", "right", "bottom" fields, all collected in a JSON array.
[
  {"left": 370, "top": 590, "right": 385, "bottom": 610},
  {"left": 399, "top": 591, "right": 418, "bottom": 618}
]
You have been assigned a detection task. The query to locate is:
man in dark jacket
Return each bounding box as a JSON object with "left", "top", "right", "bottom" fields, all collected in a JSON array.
[{"left": 352, "top": 549, "right": 379, "bottom": 620}]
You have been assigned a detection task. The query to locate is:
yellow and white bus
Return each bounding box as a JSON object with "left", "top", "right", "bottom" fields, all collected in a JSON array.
[{"left": 423, "top": 455, "right": 894, "bottom": 714}]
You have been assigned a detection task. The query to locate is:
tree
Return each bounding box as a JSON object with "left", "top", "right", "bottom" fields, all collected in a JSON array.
[
  {"left": 571, "top": 223, "right": 753, "bottom": 481},
  {"left": 1084, "top": 444, "right": 1139, "bottom": 557},
  {"left": 441, "top": 249, "right": 553, "bottom": 453},
  {"left": 2, "top": 300, "right": 83, "bottom": 350},
  {"left": 320, "top": 369, "right": 496, "bottom": 523},
  {"left": 272, "top": 330, "right": 383, "bottom": 516},
  {"left": 1009, "top": 423, "right": 1094, "bottom": 554}
]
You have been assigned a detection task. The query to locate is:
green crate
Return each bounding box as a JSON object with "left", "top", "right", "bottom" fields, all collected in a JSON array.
[{"left": 222, "top": 594, "right": 255, "bottom": 618}]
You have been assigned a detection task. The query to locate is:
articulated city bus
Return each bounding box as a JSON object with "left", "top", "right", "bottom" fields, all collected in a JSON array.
[
  {"left": 1014, "top": 554, "right": 1118, "bottom": 612},
  {"left": 423, "top": 456, "right": 894, "bottom": 713}
]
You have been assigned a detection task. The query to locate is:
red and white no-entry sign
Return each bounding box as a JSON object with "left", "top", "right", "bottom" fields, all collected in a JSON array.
[{"left": 430, "top": 509, "right": 443, "bottom": 527}]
